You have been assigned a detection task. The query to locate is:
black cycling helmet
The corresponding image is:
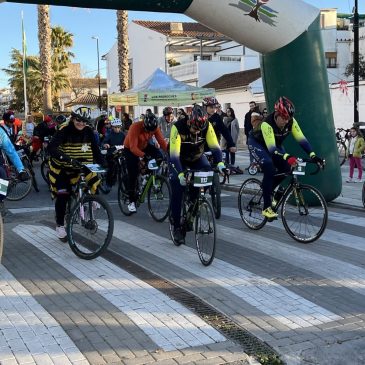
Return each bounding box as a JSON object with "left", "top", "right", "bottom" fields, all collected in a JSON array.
[
  {"left": 55, "top": 114, "right": 67, "bottom": 124},
  {"left": 143, "top": 113, "right": 158, "bottom": 131},
  {"left": 163, "top": 106, "right": 173, "bottom": 116},
  {"left": 71, "top": 111, "right": 90, "bottom": 124},
  {"left": 188, "top": 105, "right": 208, "bottom": 131}
]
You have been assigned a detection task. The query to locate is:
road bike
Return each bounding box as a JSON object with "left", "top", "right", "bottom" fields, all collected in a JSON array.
[
  {"left": 118, "top": 156, "right": 171, "bottom": 222},
  {"left": 169, "top": 169, "right": 216, "bottom": 266},
  {"left": 238, "top": 159, "right": 328, "bottom": 243},
  {"left": 65, "top": 163, "right": 114, "bottom": 260}
]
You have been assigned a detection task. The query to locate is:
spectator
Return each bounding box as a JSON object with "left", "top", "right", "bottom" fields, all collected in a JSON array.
[
  {"left": 262, "top": 107, "right": 268, "bottom": 119},
  {"left": 223, "top": 107, "right": 239, "bottom": 165},
  {"left": 177, "top": 108, "right": 188, "bottom": 121},
  {"left": 244, "top": 101, "right": 258, "bottom": 164},
  {"left": 122, "top": 113, "right": 133, "bottom": 131},
  {"left": 216, "top": 104, "right": 227, "bottom": 119},
  {"left": 21, "top": 115, "right": 35, "bottom": 144},
  {"left": 346, "top": 127, "right": 365, "bottom": 183}
]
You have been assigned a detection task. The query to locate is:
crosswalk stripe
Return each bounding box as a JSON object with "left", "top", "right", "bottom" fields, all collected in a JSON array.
[
  {"left": 13, "top": 225, "right": 226, "bottom": 352},
  {"left": 217, "top": 210, "right": 365, "bottom": 296},
  {"left": 109, "top": 220, "right": 341, "bottom": 329},
  {"left": 0, "top": 265, "right": 88, "bottom": 365},
  {"left": 221, "top": 207, "right": 365, "bottom": 252}
]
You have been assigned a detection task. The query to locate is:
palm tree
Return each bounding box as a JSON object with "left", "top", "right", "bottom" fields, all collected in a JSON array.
[
  {"left": 51, "top": 26, "right": 74, "bottom": 69},
  {"left": 38, "top": 4, "right": 52, "bottom": 113},
  {"left": 117, "top": 10, "right": 129, "bottom": 93}
]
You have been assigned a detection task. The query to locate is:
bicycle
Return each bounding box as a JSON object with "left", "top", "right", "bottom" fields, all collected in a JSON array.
[
  {"left": 65, "top": 163, "right": 114, "bottom": 260},
  {"left": 169, "top": 169, "right": 216, "bottom": 266},
  {"left": 118, "top": 155, "right": 171, "bottom": 222},
  {"left": 238, "top": 158, "right": 328, "bottom": 243},
  {"left": 1, "top": 150, "right": 32, "bottom": 201},
  {"left": 336, "top": 127, "right": 350, "bottom": 166},
  {"left": 17, "top": 148, "right": 39, "bottom": 193}
]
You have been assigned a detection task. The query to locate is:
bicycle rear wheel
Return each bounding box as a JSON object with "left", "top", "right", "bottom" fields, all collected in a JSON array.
[
  {"left": 67, "top": 194, "right": 114, "bottom": 259},
  {"left": 117, "top": 174, "right": 133, "bottom": 216},
  {"left": 210, "top": 172, "right": 221, "bottom": 219},
  {"left": 281, "top": 184, "right": 328, "bottom": 243},
  {"left": 337, "top": 141, "right": 347, "bottom": 166},
  {"left": 238, "top": 178, "right": 267, "bottom": 230},
  {"left": 147, "top": 175, "right": 171, "bottom": 222},
  {"left": 195, "top": 198, "right": 216, "bottom": 266},
  {"left": 6, "top": 168, "right": 32, "bottom": 201}
]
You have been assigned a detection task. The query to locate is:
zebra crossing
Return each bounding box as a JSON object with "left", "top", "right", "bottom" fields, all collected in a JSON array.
[{"left": 2, "top": 188, "right": 365, "bottom": 364}]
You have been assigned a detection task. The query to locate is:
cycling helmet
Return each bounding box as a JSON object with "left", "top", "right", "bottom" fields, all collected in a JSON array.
[
  {"left": 163, "top": 106, "right": 173, "bottom": 116},
  {"left": 111, "top": 118, "right": 122, "bottom": 127},
  {"left": 143, "top": 113, "right": 158, "bottom": 131},
  {"left": 55, "top": 114, "right": 67, "bottom": 124},
  {"left": 274, "top": 96, "right": 295, "bottom": 119},
  {"left": 202, "top": 96, "right": 218, "bottom": 107},
  {"left": 71, "top": 111, "right": 90, "bottom": 124},
  {"left": 188, "top": 105, "right": 208, "bottom": 131}
]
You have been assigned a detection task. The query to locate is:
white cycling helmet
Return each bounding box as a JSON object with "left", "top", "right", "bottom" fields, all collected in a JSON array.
[{"left": 111, "top": 118, "right": 122, "bottom": 127}]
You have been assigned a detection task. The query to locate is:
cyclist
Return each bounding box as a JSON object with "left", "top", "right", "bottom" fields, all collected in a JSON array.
[
  {"left": 1, "top": 111, "right": 18, "bottom": 143},
  {"left": 102, "top": 118, "right": 126, "bottom": 193},
  {"left": 248, "top": 96, "right": 324, "bottom": 219},
  {"left": 158, "top": 106, "right": 175, "bottom": 139},
  {"left": 203, "top": 97, "right": 236, "bottom": 155},
  {"left": 0, "top": 127, "right": 28, "bottom": 215},
  {"left": 123, "top": 113, "right": 168, "bottom": 213},
  {"left": 32, "top": 115, "right": 56, "bottom": 161},
  {"left": 55, "top": 114, "right": 67, "bottom": 129},
  {"left": 48, "top": 111, "right": 105, "bottom": 241},
  {"left": 169, "top": 105, "right": 225, "bottom": 245}
]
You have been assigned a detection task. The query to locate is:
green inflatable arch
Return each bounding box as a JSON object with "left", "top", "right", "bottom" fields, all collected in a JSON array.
[{"left": 1, "top": 0, "right": 341, "bottom": 201}]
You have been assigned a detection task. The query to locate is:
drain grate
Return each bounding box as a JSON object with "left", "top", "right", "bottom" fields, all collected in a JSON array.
[
  {"left": 42, "top": 220, "right": 283, "bottom": 365},
  {"left": 103, "top": 249, "right": 284, "bottom": 365}
]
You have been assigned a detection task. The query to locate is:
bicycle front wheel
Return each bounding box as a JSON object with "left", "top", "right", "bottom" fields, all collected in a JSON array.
[
  {"left": 281, "top": 184, "right": 328, "bottom": 243},
  {"left": 41, "top": 159, "right": 50, "bottom": 185},
  {"left": 6, "top": 169, "right": 32, "bottom": 201},
  {"left": 238, "top": 178, "right": 267, "bottom": 230},
  {"left": 195, "top": 198, "right": 216, "bottom": 266},
  {"left": 147, "top": 175, "right": 171, "bottom": 222},
  {"left": 210, "top": 172, "right": 221, "bottom": 219},
  {"left": 67, "top": 195, "right": 114, "bottom": 259}
]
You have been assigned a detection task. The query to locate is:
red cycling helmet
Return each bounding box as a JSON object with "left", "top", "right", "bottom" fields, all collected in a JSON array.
[
  {"left": 202, "top": 96, "right": 218, "bottom": 107},
  {"left": 189, "top": 105, "right": 208, "bottom": 131},
  {"left": 274, "top": 96, "right": 295, "bottom": 119}
]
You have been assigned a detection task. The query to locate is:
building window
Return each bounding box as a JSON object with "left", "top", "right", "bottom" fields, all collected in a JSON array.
[
  {"left": 194, "top": 55, "right": 212, "bottom": 61},
  {"left": 325, "top": 52, "right": 337, "bottom": 68},
  {"left": 219, "top": 56, "right": 241, "bottom": 62}
]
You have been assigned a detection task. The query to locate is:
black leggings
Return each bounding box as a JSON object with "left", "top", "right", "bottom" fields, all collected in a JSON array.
[{"left": 55, "top": 192, "right": 69, "bottom": 226}]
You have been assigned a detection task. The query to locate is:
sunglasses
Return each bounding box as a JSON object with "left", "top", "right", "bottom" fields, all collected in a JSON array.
[{"left": 75, "top": 119, "right": 87, "bottom": 124}]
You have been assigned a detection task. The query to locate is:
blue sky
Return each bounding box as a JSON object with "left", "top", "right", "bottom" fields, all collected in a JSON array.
[{"left": 0, "top": 0, "right": 363, "bottom": 88}]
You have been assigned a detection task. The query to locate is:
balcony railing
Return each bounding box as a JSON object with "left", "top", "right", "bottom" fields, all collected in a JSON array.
[{"left": 168, "top": 62, "right": 198, "bottom": 79}]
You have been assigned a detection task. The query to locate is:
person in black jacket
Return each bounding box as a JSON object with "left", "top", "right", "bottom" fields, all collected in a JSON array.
[
  {"left": 48, "top": 111, "right": 105, "bottom": 241},
  {"left": 202, "top": 97, "right": 236, "bottom": 154},
  {"left": 102, "top": 118, "right": 126, "bottom": 193},
  {"left": 244, "top": 101, "right": 259, "bottom": 164}
]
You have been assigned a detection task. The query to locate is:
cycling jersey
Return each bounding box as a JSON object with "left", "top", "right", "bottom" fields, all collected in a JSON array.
[
  {"left": 124, "top": 121, "right": 167, "bottom": 157},
  {"left": 169, "top": 120, "right": 221, "bottom": 174},
  {"left": 251, "top": 112, "right": 314, "bottom": 157}
]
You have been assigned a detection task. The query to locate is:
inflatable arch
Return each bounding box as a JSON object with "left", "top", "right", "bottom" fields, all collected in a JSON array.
[{"left": 1, "top": 0, "right": 341, "bottom": 200}]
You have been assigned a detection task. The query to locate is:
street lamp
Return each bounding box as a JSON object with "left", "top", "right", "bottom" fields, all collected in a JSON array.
[{"left": 92, "top": 36, "right": 101, "bottom": 112}]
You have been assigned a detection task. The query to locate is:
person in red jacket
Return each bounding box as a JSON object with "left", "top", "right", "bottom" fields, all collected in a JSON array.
[{"left": 123, "top": 113, "right": 167, "bottom": 213}]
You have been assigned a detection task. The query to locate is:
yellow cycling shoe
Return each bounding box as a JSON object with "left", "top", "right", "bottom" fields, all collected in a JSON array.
[{"left": 262, "top": 207, "right": 278, "bottom": 219}]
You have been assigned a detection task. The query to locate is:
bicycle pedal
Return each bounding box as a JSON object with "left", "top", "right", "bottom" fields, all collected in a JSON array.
[{"left": 267, "top": 217, "right": 278, "bottom": 222}]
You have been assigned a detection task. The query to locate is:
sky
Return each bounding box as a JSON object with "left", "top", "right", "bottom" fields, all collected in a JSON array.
[{"left": 0, "top": 0, "right": 364, "bottom": 88}]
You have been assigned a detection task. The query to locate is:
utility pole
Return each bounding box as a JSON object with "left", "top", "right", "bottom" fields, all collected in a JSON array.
[
  {"left": 353, "top": 0, "right": 359, "bottom": 126},
  {"left": 92, "top": 36, "right": 102, "bottom": 112}
]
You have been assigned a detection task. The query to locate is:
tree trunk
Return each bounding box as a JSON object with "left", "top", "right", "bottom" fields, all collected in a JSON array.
[
  {"left": 38, "top": 5, "right": 53, "bottom": 114},
  {"left": 117, "top": 10, "right": 129, "bottom": 93}
]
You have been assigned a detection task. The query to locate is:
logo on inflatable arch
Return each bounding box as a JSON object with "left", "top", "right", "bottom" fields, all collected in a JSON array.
[{"left": 229, "top": 0, "right": 278, "bottom": 26}]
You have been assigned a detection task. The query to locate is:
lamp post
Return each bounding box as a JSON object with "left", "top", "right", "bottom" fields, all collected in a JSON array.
[
  {"left": 92, "top": 36, "right": 101, "bottom": 112},
  {"left": 353, "top": 0, "right": 359, "bottom": 126}
]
